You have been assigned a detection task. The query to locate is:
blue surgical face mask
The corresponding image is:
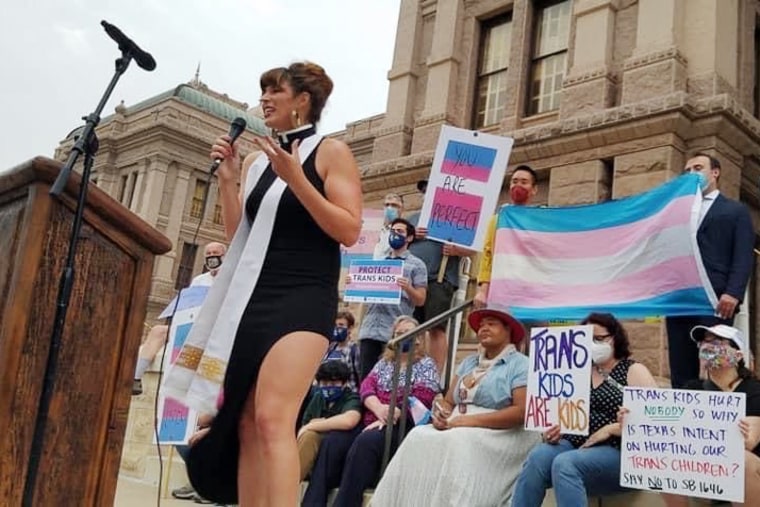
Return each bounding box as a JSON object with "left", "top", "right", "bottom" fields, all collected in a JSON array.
[
  {"left": 384, "top": 206, "right": 399, "bottom": 222},
  {"left": 320, "top": 385, "right": 344, "bottom": 402},
  {"left": 389, "top": 232, "right": 406, "bottom": 250},
  {"left": 695, "top": 171, "right": 709, "bottom": 191},
  {"left": 332, "top": 326, "right": 349, "bottom": 343}
]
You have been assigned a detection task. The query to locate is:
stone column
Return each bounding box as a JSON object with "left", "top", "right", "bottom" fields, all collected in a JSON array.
[
  {"left": 154, "top": 167, "right": 189, "bottom": 288},
  {"left": 612, "top": 146, "right": 683, "bottom": 198},
  {"left": 681, "top": 0, "right": 740, "bottom": 98},
  {"left": 138, "top": 156, "right": 169, "bottom": 226},
  {"left": 560, "top": 0, "right": 618, "bottom": 118},
  {"left": 410, "top": 0, "right": 463, "bottom": 153},
  {"left": 503, "top": 0, "right": 534, "bottom": 130},
  {"left": 372, "top": 0, "right": 421, "bottom": 162},
  {"left": 131, "top": 165, "right": 147, "bottom": 214},
  {"left": 548, "top": 161, "right": 610, "bottom": 205},
  {"left": 620, "top": 0, "right": 687, "bottom": 104}
]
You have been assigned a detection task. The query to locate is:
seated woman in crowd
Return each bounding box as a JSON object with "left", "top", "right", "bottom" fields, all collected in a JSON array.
[
  {"left": 511, "top": 312, "right": 658, "bottom": 507},
  {"left": 330, "top": 316, "right": 440, "bottom": 507},
  {"left": 657, "top": 324, "right": 760, "bottom": 507},
  {"left": 371, "top": 305, "right": 539, "bottom": 507}
]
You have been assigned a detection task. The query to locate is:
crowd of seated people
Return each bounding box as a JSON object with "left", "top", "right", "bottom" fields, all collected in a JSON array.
[{"left": 176, "top": 304, "right": 758, "bottom": 507}]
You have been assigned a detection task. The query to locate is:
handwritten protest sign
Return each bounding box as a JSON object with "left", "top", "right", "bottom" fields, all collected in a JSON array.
[
  {"left": 341, "top": 209, "right": 384, "bottom": 268},
  {"left": 417, "top": 125, "right": 513, "bottom": 251},
  {"left": 524, "top": 325, "right": 592, "bottom": 435},
  {"left": 344, "top": 259, "right": 403, "bottom": 304},
  {"left": 155, "top": 307, "right": 202, "bottom": 444},
  {"left": 620, "top": 387, "right": 746, "bottom": 503}
]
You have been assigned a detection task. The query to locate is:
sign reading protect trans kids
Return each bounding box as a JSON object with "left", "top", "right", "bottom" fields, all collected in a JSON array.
[
  {"left": 417, "top": 125, "right": 513, "bottom": 251},
  {"left": 344, "top": 259, "right": 404, "bottom": 304}
]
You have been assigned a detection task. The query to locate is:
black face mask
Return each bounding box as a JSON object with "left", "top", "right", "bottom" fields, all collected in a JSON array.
[{"left": 205, "top": 255, "right": 223, "bottom": 270}]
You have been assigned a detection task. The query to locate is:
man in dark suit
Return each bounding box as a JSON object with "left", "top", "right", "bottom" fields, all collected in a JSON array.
[{"left": 666, "top": 152, "right": 755, "bottom": 388}]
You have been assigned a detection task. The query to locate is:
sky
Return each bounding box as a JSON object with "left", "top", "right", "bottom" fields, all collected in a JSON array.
[{"left": 0, "top": 0, "right": 402, "bottom": 170}]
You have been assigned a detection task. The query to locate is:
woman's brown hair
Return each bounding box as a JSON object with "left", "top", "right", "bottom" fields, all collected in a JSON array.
[{"left": 259, "top": 62, "right": 334, "bottom": 124}]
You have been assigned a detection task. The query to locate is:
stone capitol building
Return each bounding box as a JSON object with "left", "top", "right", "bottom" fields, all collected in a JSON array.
[{"left": 53, "top": 0, "right": 760, "bottom": 481}]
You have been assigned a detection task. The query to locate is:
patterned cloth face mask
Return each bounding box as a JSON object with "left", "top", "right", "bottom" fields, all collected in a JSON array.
[{"left": 699, "top": 341, "right": 740, "bottom": 369}]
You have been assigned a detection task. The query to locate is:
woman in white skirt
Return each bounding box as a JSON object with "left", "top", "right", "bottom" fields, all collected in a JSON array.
[{"left": 371, "top": 305, "right": 540, "bottom": 507}]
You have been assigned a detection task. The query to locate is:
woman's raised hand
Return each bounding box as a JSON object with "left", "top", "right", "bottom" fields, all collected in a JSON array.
[{"left": 253, "top": 137, "right": 305, "bottom": 186}]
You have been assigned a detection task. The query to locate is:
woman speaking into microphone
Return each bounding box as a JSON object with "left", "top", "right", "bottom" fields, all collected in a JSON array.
[{"left": 164, "top": 61, "right": 362, "bottom": 506}]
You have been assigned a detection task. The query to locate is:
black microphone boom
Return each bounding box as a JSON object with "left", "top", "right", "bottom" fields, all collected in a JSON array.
[
  {"left": 101, "top": 20, "right": 156, "bottom": 71},
  {"left": 210, "top": 117, "right": 248, "bottom": 173}
]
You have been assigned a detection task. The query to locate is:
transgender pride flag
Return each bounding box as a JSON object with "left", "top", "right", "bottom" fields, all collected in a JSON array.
[{"left": 489, "top": 173, "right": 717, "bottom": 321}]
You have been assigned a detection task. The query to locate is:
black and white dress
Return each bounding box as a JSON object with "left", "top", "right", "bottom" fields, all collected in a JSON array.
[{"left": 163, "top": 125, "right": 339, "bottom": 503}]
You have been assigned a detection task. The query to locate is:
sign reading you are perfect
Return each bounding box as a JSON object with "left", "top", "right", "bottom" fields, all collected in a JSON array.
[
  {"left": 620, "top": 387, "right": 746, "bottom": 503},
  {"left": 417, "top": 126, "right": 513, "bottom": 251}
]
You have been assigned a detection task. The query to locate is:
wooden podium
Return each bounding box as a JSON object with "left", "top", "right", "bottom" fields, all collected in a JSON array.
[{"left": 0, "top": 157, "right": 172, "bottom": 506}]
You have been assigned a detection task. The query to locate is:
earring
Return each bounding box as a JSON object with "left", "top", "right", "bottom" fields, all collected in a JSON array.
[{"left": 291, "top": 110, "right": 302, "bottom": 128}]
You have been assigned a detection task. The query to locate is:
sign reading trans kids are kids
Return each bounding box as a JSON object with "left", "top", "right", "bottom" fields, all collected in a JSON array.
[
  {"left": 524, "top": 325, "right": 593, "bottom": 436},
  {"left": 417, "top": 125, "right": 513, "bottom": 251},
  {"left": 620, "top": 387, "right": 746, "bottom": 503}
]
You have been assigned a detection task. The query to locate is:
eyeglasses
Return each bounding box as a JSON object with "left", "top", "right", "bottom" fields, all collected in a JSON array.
[{"left": 593, "top": 334, "right": 612, "bottom": 343}]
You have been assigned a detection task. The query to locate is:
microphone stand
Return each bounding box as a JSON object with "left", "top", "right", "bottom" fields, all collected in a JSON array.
[{"left": 22, "top": 50, "right": 135, "bottom": 507}]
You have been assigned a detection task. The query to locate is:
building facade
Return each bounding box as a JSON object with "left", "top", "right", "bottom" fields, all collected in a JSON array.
[
  {"left": 55, "top": 78, "right": 268, "bottom": 323},
  {"left": 54, "top": 0, "right": 760, "bottom": 481},
  {"left": 333, "top": 0, "right": 760, "bottom": 377}
]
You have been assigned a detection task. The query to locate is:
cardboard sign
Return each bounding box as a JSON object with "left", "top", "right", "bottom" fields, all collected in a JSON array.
[
  {"left": 341, "top": 209, "right": 385, "bottom": 268},
  {"left": 158, "top": 285, "right": 210, "bottom": 319},
  {"left": 524, "top": 325, "right": 593, "bottom": 436},
  {"left": 155, "top": 307, "right": 202, "bottom": 444},
  {"left": 620, "top": 387, "right": 746, "bottom": 503},
  {"left": 344, "top": 259, "right": 403, "bottom": 304},
  {"left": 417, "top": 125, "right": 513, "bottom": 251}
]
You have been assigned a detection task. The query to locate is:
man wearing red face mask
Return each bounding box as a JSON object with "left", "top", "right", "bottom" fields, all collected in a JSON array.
[{"left": 474, "top": 165, "right": 539, "bottom": 308}]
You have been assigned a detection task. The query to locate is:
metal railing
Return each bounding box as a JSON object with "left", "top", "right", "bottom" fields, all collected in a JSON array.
[{"left": 380, "top": 298, "right": 474, "bottom": 473}]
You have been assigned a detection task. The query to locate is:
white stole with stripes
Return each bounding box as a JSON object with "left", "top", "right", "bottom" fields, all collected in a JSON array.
[{"left": 162, "top": 134, "right": 323, "bottom": 414}]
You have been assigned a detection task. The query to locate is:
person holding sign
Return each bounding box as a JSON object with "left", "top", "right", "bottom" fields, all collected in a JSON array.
[
  {"left": 408, "top": 178, "right": 475, "bottom": 371},
  {"left": 512, "top": 313, "right": 657, "bottom": 507},
  {"left": 373, "top": 193, "right": 405, "bottom": 260},
  {"left": 656, "top": 324, "right": 760, "bottom": 507},
  {"left": 163, "top": 62, "right": 363, "bottom": 506},
  {"left": 332, "top": 316, "right": 440, "bottom": 507},
  {"left": 371, "top": 305, "right": 539, "bottom": 507},
  {"left": 474, "top": 165, "right": 539, "bottom": 309},
  {"left": 355, "top": 218, "right": 427, "bottom": 380}
]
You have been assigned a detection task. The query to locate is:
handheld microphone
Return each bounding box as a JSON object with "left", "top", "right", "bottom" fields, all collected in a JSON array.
[
  {"left": 210, "top": 117, "right": 248, "bottom": 174},
  {"left": 101, "top": 20, "right": 156, "bottom": 71}
]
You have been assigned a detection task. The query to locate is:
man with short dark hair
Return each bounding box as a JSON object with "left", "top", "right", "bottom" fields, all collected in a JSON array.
[
  {"left": 297, "top": 360, "right": 362, "bottom": 483},
  {"left": 373, "top": 193, "right": 405, "bottom": 260},
  {"left": 323, "top": 310, "right": 361, "bottom": 391},
  {"left": 407, "top": 178, "right": 475, "bottom": 371},
  {"left": 355, "top": 218, "right": 427, "bottom": 379},
  {"left": 475, "top": 165, "right": 539, "bottom": 308},
  {"left": 665, "top": 152, "right": 754, "bottom": 388}
]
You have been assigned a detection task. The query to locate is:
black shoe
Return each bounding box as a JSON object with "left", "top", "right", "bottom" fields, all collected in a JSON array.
[{"left": 131, "top": 379, "right": 143, "bottom": 396}]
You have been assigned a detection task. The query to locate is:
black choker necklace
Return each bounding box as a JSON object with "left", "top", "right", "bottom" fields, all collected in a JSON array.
[{"left": 276, "top": 124, "right": 316, "bottom": 153}]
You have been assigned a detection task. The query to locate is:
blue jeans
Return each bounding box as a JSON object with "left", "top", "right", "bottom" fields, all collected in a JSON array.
[{"left": 511, "top": 439, "right": 626, "bottom": 507}]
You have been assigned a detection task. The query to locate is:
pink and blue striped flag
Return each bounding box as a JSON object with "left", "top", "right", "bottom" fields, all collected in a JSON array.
[{"left": 489, "top": 173, "right": 717, "bottom": 320}]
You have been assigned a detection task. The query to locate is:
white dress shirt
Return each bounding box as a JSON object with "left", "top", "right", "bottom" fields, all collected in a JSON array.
[{"left": 699, "top": 190, "right": 720, "bottom": 225}]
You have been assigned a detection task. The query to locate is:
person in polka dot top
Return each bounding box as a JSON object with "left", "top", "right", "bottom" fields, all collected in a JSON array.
[{"left": 511, "top": 313, "right": 658, "bottom": 507}]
